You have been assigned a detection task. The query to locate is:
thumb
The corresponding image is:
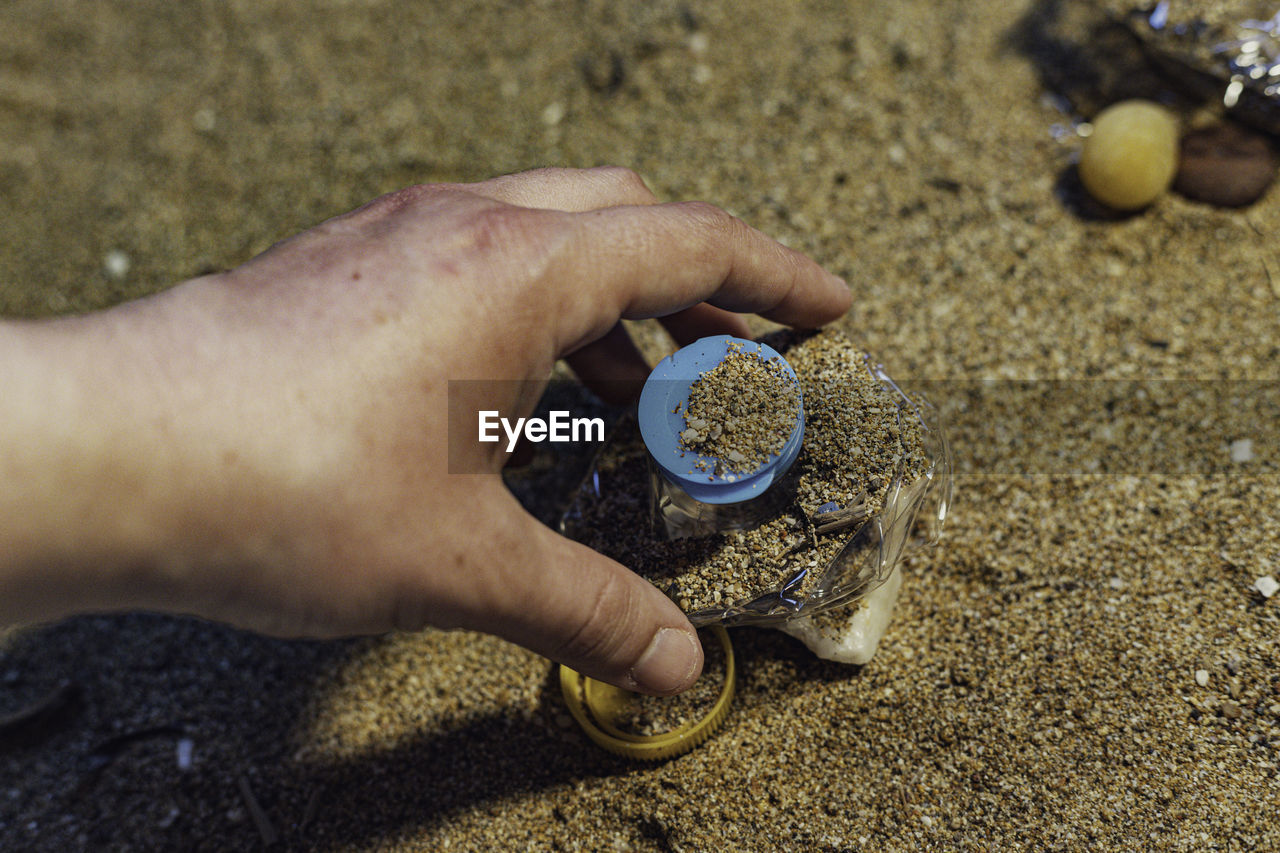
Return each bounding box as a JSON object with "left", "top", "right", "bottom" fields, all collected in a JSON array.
[{"left": 470, "top": 508, "right": 704, "bottom": 696}]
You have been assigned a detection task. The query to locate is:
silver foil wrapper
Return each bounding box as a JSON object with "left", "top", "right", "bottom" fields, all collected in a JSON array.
[{"left": 1121, "top": 1, "right": 1280, "bottom": 132}]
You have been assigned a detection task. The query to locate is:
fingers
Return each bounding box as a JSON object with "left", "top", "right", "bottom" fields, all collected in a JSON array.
[
  {"left": 551, "top": 201, "right": 850, "bottom": 354},
  {"left": 563, "top": 306, "right": 754, "bottom": 405},
  {"left": 566, "top": 308, "right": 752, "bottom": 404},
  {"left": 312, "top": 167, "right": 660, "bottom": 248},
  {"left": 563, "top": 322, "right": 650, "bottom": 405},
  {"left": 459, "top": 502, "right": 703, "bottom": 696},
  {"left": 467, "top": 166, "right": 659, "bottom": 213},
  {"left": 658, "top": 303, "right": 752, "bottom": 346}
]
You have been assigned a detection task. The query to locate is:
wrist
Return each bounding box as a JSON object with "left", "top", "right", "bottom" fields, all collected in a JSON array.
[
  {"left": 0, "top": 314, "right": 162, "bottom": 622},
  {"left": 0, "top": 285, "right": 269, "bottom": 625}
]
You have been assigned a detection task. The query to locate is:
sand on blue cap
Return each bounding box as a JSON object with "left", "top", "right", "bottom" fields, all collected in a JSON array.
[{"left": 637, "top": 335, "right": 804, "bottom": 505}]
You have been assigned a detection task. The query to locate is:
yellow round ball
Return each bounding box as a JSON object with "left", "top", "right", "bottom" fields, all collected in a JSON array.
[{"left": 1079, "top": 100, "right": 1179, "bottom": 211}]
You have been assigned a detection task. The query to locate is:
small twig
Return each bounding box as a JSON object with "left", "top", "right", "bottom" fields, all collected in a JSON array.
[
  {"left": 813, "top": 503, "right": 870, "bottom": 535},
  {"left": 794, "top": 502, "right": 819, "bottom": 551},
  {"left": 776, "top": 490, "right": 873, "bottom": 557},
  {"left": 237, "top": 776, "right": 279, "bottom": 847},
  {"left": 82, "top": 725, "right": 185, "bottom": 772},
  {"left": 812, "top": 488, "right": 871, "bottom": 535},
  {"left": 0, "top": 680, "right": 77, "bottom": 734},
  {"left": 296, "top": 787, "right": 320, "bottom": 835}
]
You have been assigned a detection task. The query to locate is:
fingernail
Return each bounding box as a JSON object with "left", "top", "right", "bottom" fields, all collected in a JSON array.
[{"left": 630, "top": 628, "right": 702, "bottom": 695}]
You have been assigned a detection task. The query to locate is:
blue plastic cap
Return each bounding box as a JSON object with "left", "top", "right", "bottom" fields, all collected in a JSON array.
[{"left": 637, "top": 335, "right": 805, "bottom": 505}]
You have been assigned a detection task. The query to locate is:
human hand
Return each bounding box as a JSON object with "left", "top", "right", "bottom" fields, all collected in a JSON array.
[{"left": 0, "top": 167, "right": 850, "bottom": 694}]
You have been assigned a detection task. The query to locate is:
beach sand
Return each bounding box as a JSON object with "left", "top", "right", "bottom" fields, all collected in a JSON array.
[{"left": 2, "top": 0, "right": 1278, "bottom": 849}]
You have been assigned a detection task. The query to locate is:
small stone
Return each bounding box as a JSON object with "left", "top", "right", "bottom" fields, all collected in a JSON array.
[
  {"left": 1194, "top": 669, "right": 1210, "bottom": 687},
  {"left": 175, "top": 738, "right": 194, "bottom": 770},
  {"left": 1254, "top": 575, "right": 1278, "bottom": 598},
  {"left": 541, "top": 102, "right": 566, "bottom": 126},
  {"left": 1079, "top": 100, "right": 1179, "bottom": 211},
  {"left": 103, "top": 250, "right": 131, "bottom": 280},
  {"left": 1221, "top": 700, "right": 1241, "bottom": 719},
  {"left": 1174, "top": 122, "right": 1276, "bottom": 208},
  {"left": 1230, "top": 439, "right": 1255, "bottom": 463}
]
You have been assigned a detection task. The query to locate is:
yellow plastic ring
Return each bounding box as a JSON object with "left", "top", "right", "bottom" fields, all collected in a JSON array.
[{"left": 558, "top": 626, "right": 735, "bottom": 761}]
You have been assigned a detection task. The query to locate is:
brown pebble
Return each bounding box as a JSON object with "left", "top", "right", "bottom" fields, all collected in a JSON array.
[
  {"left": 1174, "top": 122, "right": 1277, "bottom": 208},
  {"left": 1220, "top": 700, "right": 1241, "bottom": 720}
]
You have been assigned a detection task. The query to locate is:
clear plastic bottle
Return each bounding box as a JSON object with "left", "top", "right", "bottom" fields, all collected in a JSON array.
[{"left": 560, "top": 330, "right": 952, "bottom": 630}]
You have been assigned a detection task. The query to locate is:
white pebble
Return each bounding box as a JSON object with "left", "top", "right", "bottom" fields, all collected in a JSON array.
[
  {"left": 541, "top": 102, "right": 565, "bottom": 126},
  {"left": 192, "top": 108, "right": 216, "bottom": 132},
  {"left": 103, "top": 250, "right": 130, "bottom": 280},
  {"left": 687, "top": 32, "right": 709, "bottom": 54},
  {"left": 1254, "top": 575, "right": 1279, "bottom": 598},
  {"left": 176, "top": 738, "right": 194, "bottom": 770},
  {"left": 1194, "top": 669, "right": 1210, "bottom": 687},
  {"left": 692, "top": 64, "right": 712, "bottom": 85},
  {"left": 1229, "top": 439, "right": 1255, "bottom": 463}
]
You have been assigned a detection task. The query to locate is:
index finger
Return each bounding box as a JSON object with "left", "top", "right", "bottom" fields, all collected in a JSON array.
[{"left": 548, "top": 201, "right": 851, "bottom": 354}]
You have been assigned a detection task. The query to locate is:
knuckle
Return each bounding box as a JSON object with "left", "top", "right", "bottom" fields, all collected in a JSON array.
[
  {"left": 373, "top": 183, "right": 446, "bottom": 213},
  {"left": 348, "top": 183, "right": 454, "bottom": 223},
  {"left": 670, "top": 201, "right": 748, "bottom": 267},
  {"left": 592, "top": 165, "right": 655, "bottom": 200},
  {"left": 675, "top": 200, "right": 738, "bottom": 234},
  {"left": 461, "top": 203, "right": 553, "bottom": 252}
]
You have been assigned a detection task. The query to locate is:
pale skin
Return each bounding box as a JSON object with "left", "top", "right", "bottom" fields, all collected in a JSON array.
[{"left": 0, "top": 167, "right": 850, "bottom": 695}]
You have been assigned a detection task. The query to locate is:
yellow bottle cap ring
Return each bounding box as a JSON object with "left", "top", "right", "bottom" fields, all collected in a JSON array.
[{"left": 558, "top": 626, "right": 735, "bottom": 761}]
